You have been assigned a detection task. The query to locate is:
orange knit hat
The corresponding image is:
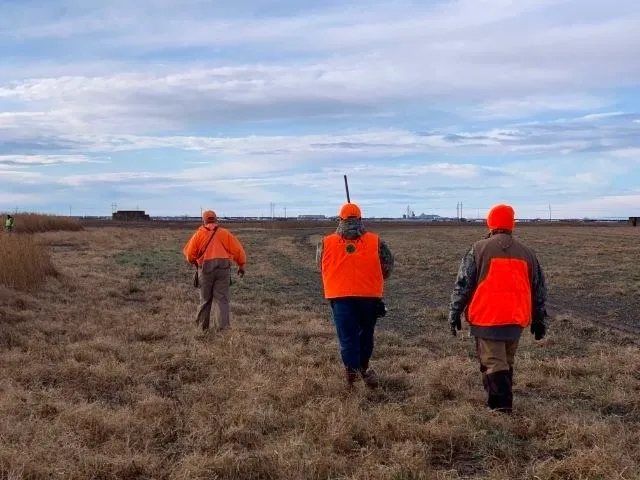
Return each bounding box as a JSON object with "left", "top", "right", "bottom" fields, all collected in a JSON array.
[
  {"left": 338, "top": 203, "right": 362, "bottom": 220},
  {"left": 202, "top": 210, "right": 217, "bottom": 223},
  {"left": 487, "top": 204, "right": 515, "bottom": 231}
]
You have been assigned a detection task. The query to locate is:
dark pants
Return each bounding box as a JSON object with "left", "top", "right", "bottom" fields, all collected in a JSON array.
[{"left": 330, "top": 298, "right": 378, "bottom": 372}]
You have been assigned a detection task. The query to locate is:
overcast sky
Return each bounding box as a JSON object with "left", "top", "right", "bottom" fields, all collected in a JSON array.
[{"left": 1, "top": 0, "right": 640, "bottom": 218}]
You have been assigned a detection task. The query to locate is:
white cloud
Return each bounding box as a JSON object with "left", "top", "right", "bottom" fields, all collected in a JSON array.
[
  {"left": 0, "top": 155, "right": 102, "bottom": 166},
  {"left": 0, "top": 193, "right": 44, "bottom": 205},
  {"left": 0, "top": 1, "right": 638, "bottom": 131},
  {"left": 469, "top": 95, "right": 611, "bottom": 120}
]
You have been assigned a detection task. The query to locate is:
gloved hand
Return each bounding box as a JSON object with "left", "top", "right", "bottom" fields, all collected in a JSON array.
[
  {"left": 531, "top": 310, "right": 547, "bottom": 340},
  {"left": 449, "top": 312, "right": 462, "bottom": 336},
  {"left": 237, "top": 266, "right": 245, "bottom": 277}
]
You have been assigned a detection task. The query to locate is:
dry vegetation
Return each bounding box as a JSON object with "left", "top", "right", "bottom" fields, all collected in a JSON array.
[
  {"left": 0, "top": 234, "right": 58, "bottom": 291},
  {"left": 0, "top": 223, "right": 639, "bottom": 479},
  {"left": 2, "top": 212, "right": 83, "bottom": 234}
]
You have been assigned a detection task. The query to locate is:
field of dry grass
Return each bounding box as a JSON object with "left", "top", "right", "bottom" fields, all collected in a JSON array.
[
  {"left": 0, "top": 223, "right": 639, "bottom": 479},
  {"left": 2, "top": 213, "right": 82, "bottom": 234}
]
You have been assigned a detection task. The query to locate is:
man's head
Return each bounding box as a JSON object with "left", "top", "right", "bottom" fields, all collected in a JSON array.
[
  {"left": 338, "top": 202, "right": 362, "bottom": 221},
  {"left": 487, "top": 204, "right": 515, "bottom": 232},
  {"left": 202, "top": 210, "right": 217, "bottom": 224}
]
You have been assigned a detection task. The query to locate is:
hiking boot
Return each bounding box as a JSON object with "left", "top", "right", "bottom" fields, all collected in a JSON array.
[
  {"left": 345, "top": 368, "right": 359, "bottom": 387},
  {"left": 360, "top": 369, "right": 379, "bottom": 389}
]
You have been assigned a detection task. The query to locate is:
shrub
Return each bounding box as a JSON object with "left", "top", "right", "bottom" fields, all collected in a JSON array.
[
  {"left": 2, "top": 213, "right": 83, "bottom": 234},
  {"left": 0, "top": 234, "right": 58, "bottom": 290}
]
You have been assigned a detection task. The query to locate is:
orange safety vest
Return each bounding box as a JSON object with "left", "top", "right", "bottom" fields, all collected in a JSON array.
[
  {"left": 468, "top": 257, "right": 532, "bottom": 328},
  {"left": 183, "top": 225, "right": 247, "bottom": 267},
  {"left": 321, "top": 232, "right": 384, "bottom": 299}
]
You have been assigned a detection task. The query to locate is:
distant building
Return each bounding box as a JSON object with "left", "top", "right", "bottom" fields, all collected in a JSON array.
[
  {"left": 112, "top": 210, "right": 151, "bottom": 221},
  {"left": 297, "top": 215, "right": 327, "bottom": 221},
  {"left": 629, "top": 217, "right": 639, "bottom": 227}
]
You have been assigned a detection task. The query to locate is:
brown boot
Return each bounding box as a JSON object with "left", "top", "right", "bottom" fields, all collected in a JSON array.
[
  {"left": 361, "top": 369, "right": 379, "bottom": 389},
  {"left": 359, "top": 360, "right": 379, "bottom": 389},
  {"left": 345, "top": 368, "right": 359, "bottom": 387}
]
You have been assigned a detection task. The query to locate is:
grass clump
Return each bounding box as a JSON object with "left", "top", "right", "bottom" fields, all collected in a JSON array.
[{"left": 0, "top": 234, "right": 58, "bottom": 290}]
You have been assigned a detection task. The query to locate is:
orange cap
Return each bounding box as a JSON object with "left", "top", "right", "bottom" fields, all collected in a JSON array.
[
  {"left": 487, "top": 204, "right": 515, "bottom": 231},
  {"left": 338, "top": 203, "right": 362, "bottom": 220},
  {"left": 202, "top": 210, "right": 217, "bottom": 223}
]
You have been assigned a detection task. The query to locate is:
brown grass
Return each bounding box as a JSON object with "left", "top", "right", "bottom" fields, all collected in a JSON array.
[
  {"left": 0, "top": 234, "right": 58, "bottom": 291},
  {"left": 3, "top": 212, "right": 83, "bottom": 233},
  {"left": 0, "top": 224, "right": 638, "bottom": 479}
]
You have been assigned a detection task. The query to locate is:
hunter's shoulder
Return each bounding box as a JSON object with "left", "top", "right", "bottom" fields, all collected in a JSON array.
[{"left": 511, "top": 236, "right": 537, "bottom": 256}]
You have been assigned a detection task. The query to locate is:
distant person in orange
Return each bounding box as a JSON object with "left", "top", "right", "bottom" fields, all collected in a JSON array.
[
  {"left": 183, "top": 210, "right": 246, "bottom": 332},
  {"left": 448, "top": 204, "right": 548, "bottom": 413},
  {"left": 317, "top": 203, "right": 394, "bottom": 388}
]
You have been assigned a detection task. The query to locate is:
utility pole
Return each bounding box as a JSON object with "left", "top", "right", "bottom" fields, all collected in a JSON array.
[
  {"left": 284, "top": 206, "right": 287, "bottom": 219},
  {"left": 549, "top": 204, "right": 552, "bottom": 221},
  {"left": 69, "top": 205, "right": 72, "bottom": 217},
  {"left": 456, "top": 202, "right": 459, "bottom": 220}
]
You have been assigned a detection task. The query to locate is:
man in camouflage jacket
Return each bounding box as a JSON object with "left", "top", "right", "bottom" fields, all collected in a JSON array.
[{"left": 449, "top": 204, "right": 548, "bottom": 413}]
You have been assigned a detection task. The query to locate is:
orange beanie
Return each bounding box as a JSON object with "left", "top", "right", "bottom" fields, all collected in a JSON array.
[
  {"left": 487, "top": 204, "right": 515, "bottom": 231},
  {"left": 338, "top": 203, "right": 362, "bottom": 220},
  {"left": 202, "top": 210, "right": 217, "bottom": 223}
]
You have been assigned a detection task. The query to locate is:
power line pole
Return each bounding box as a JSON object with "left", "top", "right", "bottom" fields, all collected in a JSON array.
[
  {"left": 456, "top": 202, "right": 459, "bottom": 220},
  {"left": 284, "top": 206, "right": 287, "bottom": 219},
  {"left": 549, "top": 204, "right": 552, "bottom": 221},
  {"left": 460, "top": 202, "right": 463, "bottom": 219}
]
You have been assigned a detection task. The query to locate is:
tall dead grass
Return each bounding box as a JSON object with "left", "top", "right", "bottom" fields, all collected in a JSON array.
[
  {"left": 0, "top": 234, "right": 57, "bottom": 290},
  {"left": 2, "top": 212, "right": 82, "bottom": 233}
]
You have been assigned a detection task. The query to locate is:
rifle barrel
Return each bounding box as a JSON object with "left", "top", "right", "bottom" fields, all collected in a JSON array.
[{"left": 344, "top": 175, "right": 351, "bottom": 203}]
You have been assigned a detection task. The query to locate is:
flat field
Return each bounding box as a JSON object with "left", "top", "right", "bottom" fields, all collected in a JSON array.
[{"left": 0, "top": 223, "right": 639, "bottom": 479}]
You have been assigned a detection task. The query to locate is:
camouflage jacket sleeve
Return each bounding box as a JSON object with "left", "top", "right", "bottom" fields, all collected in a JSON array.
[
  {"left": 449, "top": 246, "right": 477, "bottom": 319},
  {"left": 378, "top": 239, "right": 394, "bottom": 279},
  {"left": 532, "top": 258, "right": 548, "bottom": 321}
]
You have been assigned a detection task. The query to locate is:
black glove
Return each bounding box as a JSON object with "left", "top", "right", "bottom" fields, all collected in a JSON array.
[
  {"left": 531, "top": 310, "right": 547, "bottom": 340},
  {"left": 449, "top": 312, "right": 462, "bottom": 336},
  {"left": 237, "top": 266, "right": 245, "bottom": 277},
  {"left": 375, "top": 299, "right": 387, "bottom": 318}
]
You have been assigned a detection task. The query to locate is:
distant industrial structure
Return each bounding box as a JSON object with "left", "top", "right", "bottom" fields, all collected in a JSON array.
[
  {"left": 629, "top": 217, "right": 639, "bottom": 226},
  {"left": 112, "top": 210, "right": 151, "bottom": 221}
]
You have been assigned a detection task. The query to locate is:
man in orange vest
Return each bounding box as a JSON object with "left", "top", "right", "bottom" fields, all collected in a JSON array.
[
  {"left": 317, "top": 203, "right": 394, "bottom": 388},
  {"left": 183, "top": 210, "right": 247, "bottom": 332},
  {"left": 448, "top": 204, "right": 548, "bottom": 413}
]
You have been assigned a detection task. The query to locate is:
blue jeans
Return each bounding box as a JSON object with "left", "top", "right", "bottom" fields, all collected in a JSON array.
[{"left": 330, "top": 298, "right": 379, "bottom": 371}]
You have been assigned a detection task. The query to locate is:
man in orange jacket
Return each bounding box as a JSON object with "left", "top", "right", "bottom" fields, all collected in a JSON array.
[
  {"left": 317, "top": 203, "right": 394, "bottom": 388},
  {"left": 448, "top": 204, "right": 548, "bottom": 413},
  {"left": 183, "top": 210, "right": 247, "bottom": 331}
]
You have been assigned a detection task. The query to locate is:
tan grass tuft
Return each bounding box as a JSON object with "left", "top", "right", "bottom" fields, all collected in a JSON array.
[{"left": 0, "top": 234, "right": 58, "bottom": 290}]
